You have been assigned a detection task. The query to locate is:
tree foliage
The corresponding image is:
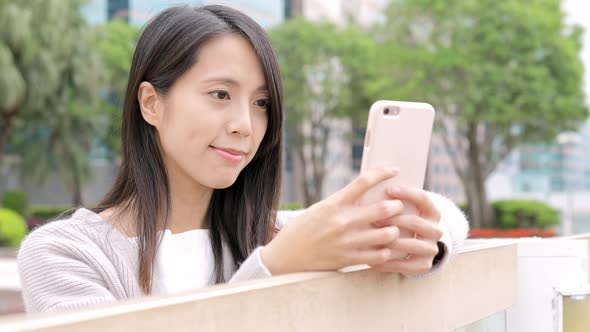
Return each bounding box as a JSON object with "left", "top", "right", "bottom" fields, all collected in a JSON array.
[
  {"left": 95, "top": 19, "right": 139, "bottom": 159},
  {"left": 373, "top": 0, "right": 588, "bottom": 227},
  {"left": 1, "top": 0, "right": 107, "bottom": 205},
  {"left": 270, "top": 18, "right": 376, "bottom": 205}
]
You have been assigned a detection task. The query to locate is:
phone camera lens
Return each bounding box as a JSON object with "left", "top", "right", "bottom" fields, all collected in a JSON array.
[{"left": 384, "top": 108, "right": 390, "bottom": 115}]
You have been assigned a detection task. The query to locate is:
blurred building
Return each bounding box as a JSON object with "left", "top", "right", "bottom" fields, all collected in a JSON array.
[
  {"left": 295, "top": 0, "right": 388, "bottom": 26},
  {"left": 508, "top": 122, "right": 590, "bottom": 229},
  {"left": 82, "top": 0, "right": 285, "bottom": 27},
  {"left": 428, "top": 137, "right": 466, "bottom": 202},
  {"left": 512, "top": 138, "right": 588, "bottom": 194}
]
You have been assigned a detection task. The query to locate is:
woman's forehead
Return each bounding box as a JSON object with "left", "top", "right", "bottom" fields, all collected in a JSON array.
[{"left": 189, "top": 34, "right": 267, "bottom": 88}]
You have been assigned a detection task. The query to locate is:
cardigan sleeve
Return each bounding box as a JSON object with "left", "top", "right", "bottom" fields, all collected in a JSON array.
[
  {"left": 409, "top": 191, "right": 469, "bottom": 279},
  {"left": 227, "top": 210, "right": 302, "bottom": 283},
  {"left": 17, "top": 223, "right": 118, "bottom": 313},
  {"left": 228, "top": 247, "right": 273, "bottom": 283}
]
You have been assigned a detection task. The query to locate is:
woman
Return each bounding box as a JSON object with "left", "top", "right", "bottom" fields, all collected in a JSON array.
[{"left": 17, "top": 5, "right": 469, "bottom": 313}]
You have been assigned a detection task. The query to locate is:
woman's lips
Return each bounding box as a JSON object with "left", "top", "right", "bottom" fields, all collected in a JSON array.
[{"left": 209, "top": 146, "right": 246, "bottom": 164}]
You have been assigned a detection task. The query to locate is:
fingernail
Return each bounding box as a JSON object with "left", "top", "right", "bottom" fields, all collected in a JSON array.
[
  {"left": 385, "top": 167, "right": 400, "bottom": 175},
  {"left": 389, "top": 186, "right": 402, "bottom": 194}
]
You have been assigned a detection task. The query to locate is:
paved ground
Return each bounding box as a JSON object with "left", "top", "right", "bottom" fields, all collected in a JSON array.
[{"left": 0, "top": 257, "right": 24, "bottom": 315}]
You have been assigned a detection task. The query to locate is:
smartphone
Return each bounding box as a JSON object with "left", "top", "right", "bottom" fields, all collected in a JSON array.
[{"left": 360, "top": 100, "right": 435, "bottom": 259}]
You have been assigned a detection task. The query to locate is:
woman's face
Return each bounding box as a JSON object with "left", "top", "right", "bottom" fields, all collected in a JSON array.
[{"left": 142, "top": 34, "right": 270, "bottom": 189}]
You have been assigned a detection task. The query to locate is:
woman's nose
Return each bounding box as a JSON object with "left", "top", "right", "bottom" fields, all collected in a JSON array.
[{"left": 227, "top": 102, "right": 252, "bottom": 137}]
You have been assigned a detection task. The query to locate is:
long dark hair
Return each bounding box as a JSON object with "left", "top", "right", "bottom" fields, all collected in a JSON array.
[{"left": 94, "top": 5, "right": 283, "bottom": 294}]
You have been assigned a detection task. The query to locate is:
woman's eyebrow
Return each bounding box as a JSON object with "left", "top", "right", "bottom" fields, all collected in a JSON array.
[{"left": 202, "top": 76, "right": 268, "bottom": 93}]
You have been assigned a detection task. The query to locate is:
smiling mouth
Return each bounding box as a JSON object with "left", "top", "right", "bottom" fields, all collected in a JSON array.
[
  {"left": 209, "top": 146, "right": 247, "bottom": 156},
  {"left": 209, "top": 146, "right": 247, "bottom": 163}
]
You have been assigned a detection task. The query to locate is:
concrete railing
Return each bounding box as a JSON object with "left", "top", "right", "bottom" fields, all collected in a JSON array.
[
  {"left": 565, "top": 232, "right": 590, "bottom": 282},
  {"left": 0, "top": 243, "right": 517, "bottom": 332}
]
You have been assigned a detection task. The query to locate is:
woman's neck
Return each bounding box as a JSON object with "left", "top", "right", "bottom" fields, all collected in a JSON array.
[
  {"left": 100, "top": 160, "right": 213, "bottom": 237},
  {"left": 165, "top": 164, "right": 213, "bottom": 234}
]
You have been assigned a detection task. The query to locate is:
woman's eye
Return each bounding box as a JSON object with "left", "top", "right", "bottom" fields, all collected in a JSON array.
[
  {"left": 209, "top": 90, "right": 230, "bottom": 100},
  {"left": 254, "top": 98, "right": 270, "bottom": 109}
]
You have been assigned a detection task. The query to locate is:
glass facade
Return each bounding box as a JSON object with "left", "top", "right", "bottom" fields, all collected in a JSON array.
[
  {"left": 108, "top": 0, "right": 129, "bottom": 21},
  {"left": 514, "top": 127, "right": 589, "bottom": 193}
]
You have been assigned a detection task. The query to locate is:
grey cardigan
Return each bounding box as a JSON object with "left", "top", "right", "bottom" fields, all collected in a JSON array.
[{"left": 17, "top": 192, "right": 469, "bottom": 313}]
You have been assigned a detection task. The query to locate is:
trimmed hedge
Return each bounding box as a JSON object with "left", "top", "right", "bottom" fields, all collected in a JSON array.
[
  {"left": 28, "top": 206, "right": 72, "bottom": 220},
  {"left": 461, "top": 200, "right": 560, "bottom": 230},
  {"left": 492, "top": 200, "right": 559, "bottom": 230},
  {"left": 1, "top": 190, "right": 28, "bottom": 216},
  {"left": 0, "top": 208, "right": 28, "bottom": 247},
  {"left": 279, "top": 202, "right": 305, "bottom": 211}
]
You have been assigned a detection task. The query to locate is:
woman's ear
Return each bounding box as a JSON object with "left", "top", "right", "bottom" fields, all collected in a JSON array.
[{"left": 138, "top": 82, "right": 163, "bottom": 127}]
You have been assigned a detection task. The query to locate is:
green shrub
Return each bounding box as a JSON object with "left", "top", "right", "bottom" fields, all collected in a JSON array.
[
  {"left": 1, "top": 190, "right": 28, "bottom": 216},
  {"left": 492, "top": 200, "right": 560, "bottom": 229},
  {"left": 0, "top": 208, "right": 28, "bottom": 247},
  {"left": 279, "top": 202, "right": 305, "bottom": 211},
  {"left": 457, "top": 202, "right": 468, "bottom": 215},
  {"left": 28, "top": 206, "right": 72, "bottom": 220}
]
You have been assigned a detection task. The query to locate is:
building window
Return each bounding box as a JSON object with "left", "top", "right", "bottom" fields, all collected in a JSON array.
[
  {"left": 521, "top": 182, "right": 532, "bottom": 192},
  {"left": 433, "top": 145, "right": 441, "bottom": 155},
  {"left": 551, "top": 177, "right": 565, "bottom": 191},
  {"left": 443, "top": 165, "right": 450, "bottom": 174},
  {"left": 433, "top": 164, "right": 441, "bottom": 174},
  {"left": 108, "top": 0, "right": 129, "bottom": 21}
]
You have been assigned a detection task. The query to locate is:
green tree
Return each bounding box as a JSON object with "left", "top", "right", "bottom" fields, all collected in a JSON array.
[
  {"left": 373, "top": 0, "right": 588, "bottom": 227},
  {"left": 14, "top": 102, "right": 107, "bottom": 206},
  {"left": 2, "top": 0, "right": 107, "bottom": 205},
  {"left": 95, "top": 20, "right": 139, "bottom": 159},
  {"left": 0, "top": 0, "right": 90, "bottom": 163},
  {"left": 270, "top": 18, "right": 375, "bottom": 206}
]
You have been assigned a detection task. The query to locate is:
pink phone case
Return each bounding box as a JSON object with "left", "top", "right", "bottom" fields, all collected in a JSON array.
[{"left": 360, "top": 100, "right": 435, "bottom": 260}]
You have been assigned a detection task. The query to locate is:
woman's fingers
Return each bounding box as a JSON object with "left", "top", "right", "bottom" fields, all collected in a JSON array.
[
  {"left": 290, "top": 169, "right": 446, "bottom": 273},
  {"left": 346, "top": 199, "right": 404, "bottom": 228},
  {"left": 386, "top": 186, "right": 440, "bottom": 222},
  {"left": 372, "top": 256, "right": 434, "bottom": 276},
  {"left": 332, "top": 167, "right": 399, "bottom": 204},
  {"left": 349, "top": 247, "right": 394, "bottom": 266},
  {"left": 389, "top": 238, "right": 439, "bottom": 257},
  {"left": 349, "top": 225, "right": 400, "bottom": 248},
  {"left": 387, "top": 215, "right": 443, "bottom": 241}
]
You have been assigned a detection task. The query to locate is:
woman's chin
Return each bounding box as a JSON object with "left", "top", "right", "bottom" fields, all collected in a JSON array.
[{"left": 205, "top": 176, "right": 239, "bottom": 189}]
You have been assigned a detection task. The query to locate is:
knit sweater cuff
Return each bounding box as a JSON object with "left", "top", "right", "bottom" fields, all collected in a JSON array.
[
  {"left": 228, "top": 246, "right": 273, "bottom": 283},
  {"left": 409, "top": 214, "right": 455, "bottom": 280}
]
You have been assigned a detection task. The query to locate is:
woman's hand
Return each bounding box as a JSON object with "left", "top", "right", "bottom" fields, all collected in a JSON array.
[
  {"left": 370, "top": 186, "right": 444, "bottom": 277},
  {"left": 262, "top": 167, "right": 405, "bottom": 275}
]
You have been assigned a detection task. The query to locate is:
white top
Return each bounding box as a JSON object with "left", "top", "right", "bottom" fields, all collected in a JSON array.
[
  {"left": 132, "top": 211, "right": 303, "bottom": 295},
  {"left": 130, "top": 229, "right": 244, "bottom": 295}
]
